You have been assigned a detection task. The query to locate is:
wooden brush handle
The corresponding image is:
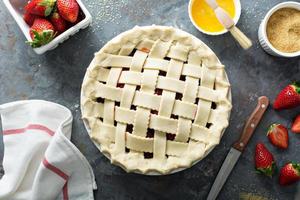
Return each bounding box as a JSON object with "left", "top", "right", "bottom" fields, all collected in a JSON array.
[
  {"left": 212, "top": 5, "right": 253, "bottom": 50},
  {"left": 229, "top": 26, "right": 253, "bottom": 50},
  {"left": 205, "top": 0, "right": 252, "bottom": 49},
  {"left": 233, "top": 96, "right": 269, "bottom": 152}
]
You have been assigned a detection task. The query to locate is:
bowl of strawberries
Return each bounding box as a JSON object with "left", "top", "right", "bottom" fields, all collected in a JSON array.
[{"left": 4, "top": 0, "right": 92, "bottom": 54}]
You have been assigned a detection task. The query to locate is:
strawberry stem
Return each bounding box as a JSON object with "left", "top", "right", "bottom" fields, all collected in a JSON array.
[
  {"left": 292, "top": 163, "right": 300, "bottom": 175},
  {"left": 256, "top": 162, "right": 276, "bottom": 177},
  {"left": 38, "top": 0, "right": 56, "bottom": 16},
  {"left": 267, "top": 124, "right": 277, "bottom": 135},
  {"left": 293, "top": 82, "right": 300, "bottom": 94},
  {"left": 27, "top": 30, "right": 56, "bottom": 48}
]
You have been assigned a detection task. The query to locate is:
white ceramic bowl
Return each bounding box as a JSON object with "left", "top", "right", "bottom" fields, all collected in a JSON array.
[
  {"left": 258, "top": 1, "right": 300, "bottom": 57},
  {"left": 3, "top": 0, "right": 92, "bottom": 54},
  {"left": 188, "top": 0, "right": 241, "bottom": 35}
]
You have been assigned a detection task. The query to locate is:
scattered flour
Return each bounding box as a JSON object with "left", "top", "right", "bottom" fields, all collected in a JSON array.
[{"left": 87, "top": 0, "right": 128, "bottom": 26}]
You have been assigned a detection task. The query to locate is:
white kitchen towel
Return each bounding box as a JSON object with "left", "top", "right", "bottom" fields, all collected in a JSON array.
[{"left": 0, "top": 100, "right": 97, "bottom": 200}]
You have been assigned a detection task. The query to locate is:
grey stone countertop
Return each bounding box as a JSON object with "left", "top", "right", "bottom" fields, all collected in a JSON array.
[{"left": 0, "top": 0, "right": 299, "bottom": 199}]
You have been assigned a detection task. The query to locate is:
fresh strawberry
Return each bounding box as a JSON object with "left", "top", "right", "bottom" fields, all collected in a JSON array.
[
  {"left": 24, "top": 0, "right": 56, "bottom": 17},
  {"left": 273, "top": 82, "right": 300, "bottom": 110},
  {"left": 73, "top": 9, "right": 85, "bottom": 24},
  {"left": 255, "top": 143, "right": 276, "bottom": 177},
  {"left": 28, "top": 18, "right": 56, "bottom": 48},
  {"left": 267, "top": 124, "right": 289, "bottom": 149},
  {"left": 50, "top": 9, "right": 67, "bottom": 33},
  {"left": 23, "top": 11, "right": 37, "bottom": 26},
  {"left": 279, "top": 163, "right": 300, "bottom": 185},
  {"left": 292, "top": 115, "right": 300, "bottom": 134},
  {"left": 57, "top": 0, "right": 79, "bottom": 23}
]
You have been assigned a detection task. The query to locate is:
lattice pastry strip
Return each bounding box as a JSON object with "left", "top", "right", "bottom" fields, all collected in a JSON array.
[
  {"left": 136, "top": 39, "right": 155, "bottom": 52},
  {"left": 176, "top": 118, "right": 192, "bottom": 142},
  {"left": 114, "top": 50, "right": 148, "bottom": 156},
  {"left": 114, "top": 124, "right": 127, "bottom": 154},
  {"left": 103, "top": 69, "right": 121, "bottom": 125},
  {"left": 175, "top": 78, "right": 198, "bottom": 142},
  {"left": 97, "top": 54, "right": 226, "bottom": 80},
  {"left": 149, "top": 39, "right": 171, "bottom": 58},
  {"left": 90, "top": 117, "right": 219, "bottom": 147},
  {"left": 102, "top": 45, "right": 133, "bottom": 128},
  {"left": 166, "top": 43, "right": 189, "bottom": 62},
  {"left": 90, "top": 83, "right": 229, "bottom": 122},
  {"left": 104, "top": 52, "right": 127, "bottom": 156},
  {"left": 154, "top": 57, "right": 184, "bottom": 160},
  {"left": 132, "top": 69, "right": 159, "bottom": 138},
  {"left": 175, "top": 50, "right": 201, "bottom": 143},
  {"left": 194, "top": 64, "right": 216, "bottom": 126},
  {"left": 139, "top": 40, "right": 171, "bottom": 158},
  {"left": 81, "top": 26, "right": 232, "bottom": 174}
]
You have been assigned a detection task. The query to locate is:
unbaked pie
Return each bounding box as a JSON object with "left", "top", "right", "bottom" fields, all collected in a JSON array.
[{"left": 81, "top": 26, "right": 232, "bottom": 174}]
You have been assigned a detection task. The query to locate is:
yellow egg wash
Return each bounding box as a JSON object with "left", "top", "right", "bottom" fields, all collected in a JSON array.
[{"left": 191, "top": 0, "right": 236, "bottom": 33}]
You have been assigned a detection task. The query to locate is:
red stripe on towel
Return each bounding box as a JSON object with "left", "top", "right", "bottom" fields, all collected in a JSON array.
[
  {"left": 42, "top": 158, "right": 69, "bottom": 180},
  {"left": 3, "top": 124, "right": 55, "bottom": 136},
  {"left": 63, "top": 182, "right": 69, "bottom": 200},
  {"left": 43, "top": 158, "right": 69, "bottom": 200}
]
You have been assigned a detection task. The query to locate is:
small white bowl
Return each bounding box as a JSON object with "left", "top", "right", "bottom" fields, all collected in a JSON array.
[
  {"left": 3, "top": 0, "right": 92, "bottom": 54},
  {"left": 258, "top": 1, "right": 300, "bottom": 57},
  {"left": 188, "top": 0, "right": 241, "bottom": 35}
]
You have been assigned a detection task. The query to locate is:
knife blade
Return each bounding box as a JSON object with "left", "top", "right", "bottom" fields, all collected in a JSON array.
[
  {"left": 0, "top": 113, "right": 2, "bottom": 135},
  {"left": 207, "top": 96, "right": 269, "bottom": 200},
  {"left": 0, "top": 113, "right": 4, "bottom": 179}
]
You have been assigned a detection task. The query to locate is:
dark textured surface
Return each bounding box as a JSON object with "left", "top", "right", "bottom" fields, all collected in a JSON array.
[{"left": 0, "top": 0, "right": 300, "bottom": 199}]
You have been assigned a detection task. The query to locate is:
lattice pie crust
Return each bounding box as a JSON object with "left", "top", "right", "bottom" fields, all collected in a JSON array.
[{"left": 81, "top": 26, "right": 232, "bottom": 174}]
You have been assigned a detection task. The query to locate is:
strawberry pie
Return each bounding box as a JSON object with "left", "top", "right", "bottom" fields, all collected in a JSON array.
[{"left": 81, "top": 26, "right": 232, "bottom": 174}]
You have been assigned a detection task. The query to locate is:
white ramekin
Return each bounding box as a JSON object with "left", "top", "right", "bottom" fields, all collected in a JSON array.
[
  {"left": 3, "top": 0, "right": 92, "bottom": 54},
  {"left": 258, "top": 1, "right": 300, "bottom": 57},
  {"left": 188, "top": 0, "right": 241, "bottom": 35}
]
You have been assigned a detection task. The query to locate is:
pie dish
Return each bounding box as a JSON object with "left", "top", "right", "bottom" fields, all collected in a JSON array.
[{"left": 81, "top": 25, "right": 232, "bottom": 175}]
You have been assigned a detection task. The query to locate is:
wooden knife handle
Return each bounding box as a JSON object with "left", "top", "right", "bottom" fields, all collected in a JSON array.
[{"left": 232, "top": 96, "right": 269, "bottom": 152}]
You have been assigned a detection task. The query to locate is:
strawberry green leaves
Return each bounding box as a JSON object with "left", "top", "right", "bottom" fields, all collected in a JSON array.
[{"left": 27, "top": 30, "right": 56, "bottom": 48}]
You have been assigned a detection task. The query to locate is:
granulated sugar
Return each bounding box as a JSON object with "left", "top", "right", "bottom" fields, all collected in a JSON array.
[
  {"left": 87, "top": 0, "right": 128, "bottom": 26},
  {"left": 267, "top": 8, "right": 300, "bottom": 53}
]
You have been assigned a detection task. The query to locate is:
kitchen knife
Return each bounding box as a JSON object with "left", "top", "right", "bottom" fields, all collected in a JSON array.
[
  {"left": 0, "top": 113, "right": 3, "bottom": 179},
  {"left": 207, "top": 96, "right": 269, "bottom": 200}
]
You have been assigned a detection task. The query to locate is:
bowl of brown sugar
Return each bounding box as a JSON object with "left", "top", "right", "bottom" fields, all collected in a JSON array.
[{"left": 258, "top": 1, "right": 300, "bottom": 57}]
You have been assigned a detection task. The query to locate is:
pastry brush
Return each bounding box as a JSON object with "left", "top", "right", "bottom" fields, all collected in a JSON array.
[{"left": 205, "top": 0, "right": 252, "bottom": 49}]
